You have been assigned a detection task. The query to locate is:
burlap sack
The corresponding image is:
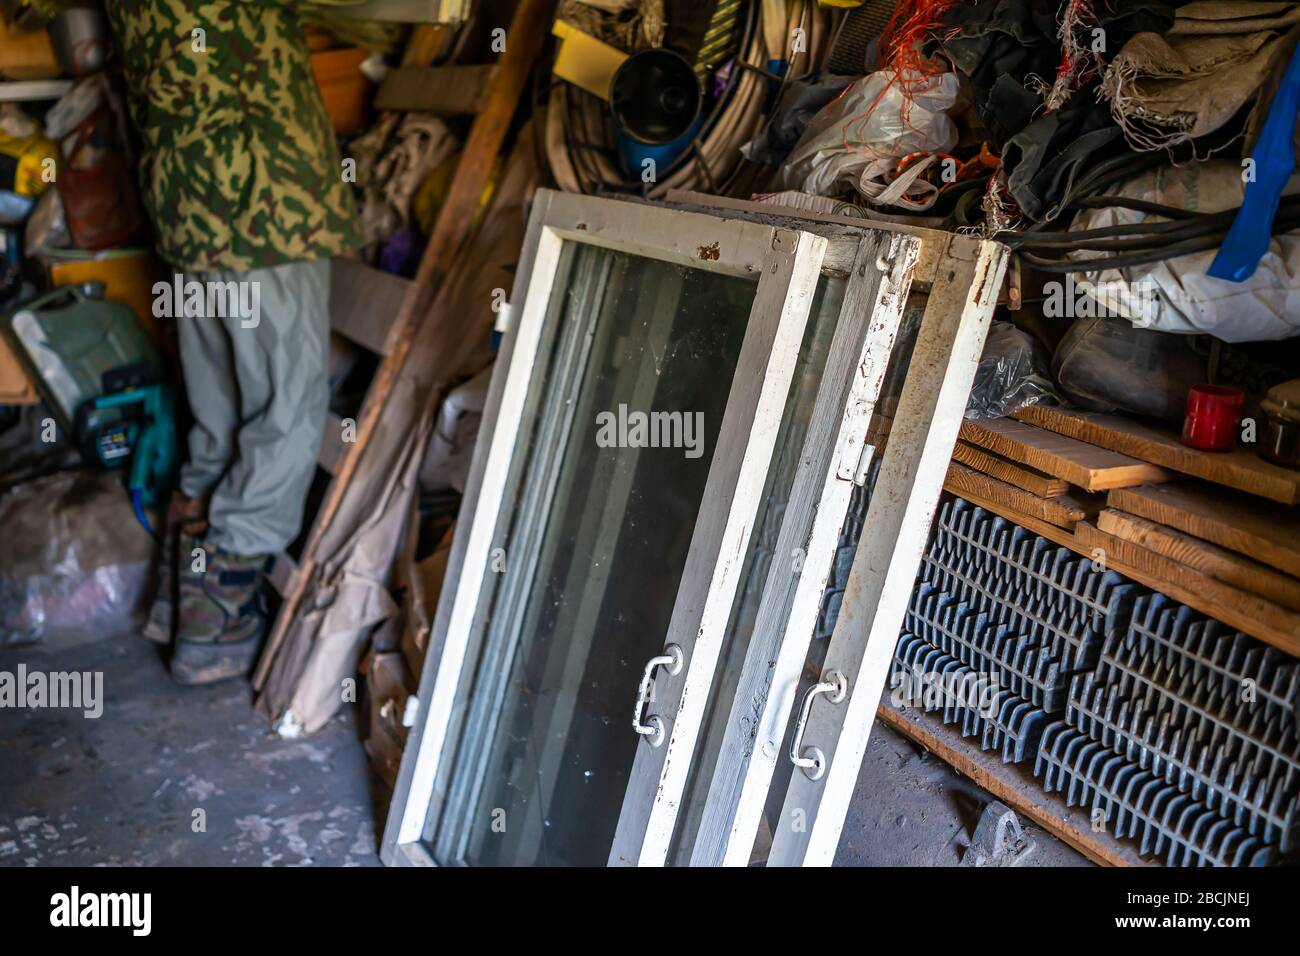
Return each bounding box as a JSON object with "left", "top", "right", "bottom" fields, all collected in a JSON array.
[{"left": 1103, "top": 1, "right": 1300, "bottom": 149}]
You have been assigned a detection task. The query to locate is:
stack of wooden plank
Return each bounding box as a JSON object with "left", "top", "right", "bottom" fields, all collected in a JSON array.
[
  {"left": 949, "top": 415, "right": 1170, "bottom": 531},
  {"left": 945, "top": 405, "right": 1300, "bottom": 658}
]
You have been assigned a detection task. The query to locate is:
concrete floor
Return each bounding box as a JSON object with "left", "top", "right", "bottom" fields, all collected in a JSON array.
[
  {"left": 0, "top": 628, "right": 1084, "bottom": 867},
  {"left": 0, "top": 634, "right": 382, "bottom": 867},
  {"left": 835, "top": 721, "right": 1085, "bottom": 866}
]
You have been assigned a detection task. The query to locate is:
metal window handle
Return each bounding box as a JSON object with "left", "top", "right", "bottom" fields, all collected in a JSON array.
[
  {"left": 632, "top": 644, "right": 684, "bottom": 747},
  {"left": 790, "top": 670, "right": 848, "bottom": 780}
]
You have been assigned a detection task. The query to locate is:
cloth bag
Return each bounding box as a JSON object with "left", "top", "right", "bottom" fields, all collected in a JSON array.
[
  {"left": 1103, "top": 1, "right": 1300, "bottom": 150},
  {"left": 1069, "top": 159, "right": 1300, "bottom": 341}
]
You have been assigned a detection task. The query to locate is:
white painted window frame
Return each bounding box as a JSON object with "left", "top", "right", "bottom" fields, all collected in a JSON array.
[
  {"left": 762, "top": 234, "right": 1009, "bottom": 867},
  {"left": 381, "top": 189, "right": 834, "bottom": 866},
  {"left": 659, "top": 194, "right": 1007, "bottom": 867},
  {"left": 611, "top": 219, "right": 924, "bottom": 866}
]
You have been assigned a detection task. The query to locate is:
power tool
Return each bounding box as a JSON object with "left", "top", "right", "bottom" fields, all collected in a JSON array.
[{"left": 75, "top": 361, "right": 178, "bottom": 534}]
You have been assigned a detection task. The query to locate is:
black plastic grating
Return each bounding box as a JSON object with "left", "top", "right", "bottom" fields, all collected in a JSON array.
[
  {"left": 1036, "top": 722, "right": 1277, "bottom": 866},
  {"left": 892, "top": 633, "right": 1049, "bottom": 763},
  {"left": 882, "top": 495, "right": 1300, "bottom": 865},
  {"left": 1066, "top": 595, "right": 1300, "bottom": 852}
]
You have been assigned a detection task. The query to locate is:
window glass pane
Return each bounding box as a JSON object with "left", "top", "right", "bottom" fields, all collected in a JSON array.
[{"left": 427, "top": 242, "right": 756, "bottom": 866}]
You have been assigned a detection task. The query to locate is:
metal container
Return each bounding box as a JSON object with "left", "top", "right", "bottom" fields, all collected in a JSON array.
[
  {"left": 1260, "top": 378, "right": 1300, "bottom": 468},
  {"left": 49, "top": 5, "right": 111, "bottom": 77}
]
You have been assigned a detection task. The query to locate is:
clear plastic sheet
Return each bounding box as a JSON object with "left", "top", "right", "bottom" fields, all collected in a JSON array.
[
  {"left": 0, "top": 469, "right": 154, "bottom": 645},
  {"left": 964, "top": 321, "right": 1058, "bottom": 420}
]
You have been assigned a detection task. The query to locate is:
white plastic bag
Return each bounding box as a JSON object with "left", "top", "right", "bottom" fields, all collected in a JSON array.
[
  {"left": 1069, "top": 160, "right": 1300, "bottom": 342},
  {"left": 780, "top": 70, "right": 959, "bottom": 210}
]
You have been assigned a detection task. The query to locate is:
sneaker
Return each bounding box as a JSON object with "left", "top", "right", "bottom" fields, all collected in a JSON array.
[
  {"left": 142, "top": 493, "right": 207, "bottom": 644},
  {"left": 171, "top": 536, "right": 267, "bottom": 685}
]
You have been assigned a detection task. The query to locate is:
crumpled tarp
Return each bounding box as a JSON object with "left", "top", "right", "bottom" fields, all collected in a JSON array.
[
  {"left": 780, "top": 69, "right": 960, "bottom": 210},
  {"left": 741, "top": 73, "right": 856, "bottom": 168},
  {"left": 255, "top": 123, "right": 538, "bottom": 735},
  {"left": 351, "top": 112, "right": 458, "bottom": 248},
  {"left": 965, "top": 321, "right": 1059, "bottom": 419},
  {"left": 262, "top": 387, "right": 429, "bottom": 737}
]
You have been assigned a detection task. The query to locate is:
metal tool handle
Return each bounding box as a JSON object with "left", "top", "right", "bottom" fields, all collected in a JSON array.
[
  {"left": 790, "top": 670, "right": 848, "bottom": 780},
  {"left": 632, "top": 644, "right": 684, "bottom": 747}
]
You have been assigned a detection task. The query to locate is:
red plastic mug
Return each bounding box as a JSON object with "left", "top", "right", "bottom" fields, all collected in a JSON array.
[{"left": 1182, "top": 385, "right": 1244, "bottom": 452}]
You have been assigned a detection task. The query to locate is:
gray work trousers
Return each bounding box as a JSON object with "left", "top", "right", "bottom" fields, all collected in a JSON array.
[{"left": 176, "top": 259, "right": 330, "bottom": 556}]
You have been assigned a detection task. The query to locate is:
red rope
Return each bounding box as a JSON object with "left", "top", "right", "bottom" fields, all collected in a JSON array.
[
  {"left": 832, "top": 2, "right": 957, "bottom": 167},
  {"left": 879, "top": 0, "right": 954, "bottom": 77}
]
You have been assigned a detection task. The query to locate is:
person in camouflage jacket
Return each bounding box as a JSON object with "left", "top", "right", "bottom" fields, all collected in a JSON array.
[{"left": 105, "top": 0, "right": 363, "bottom": 683}]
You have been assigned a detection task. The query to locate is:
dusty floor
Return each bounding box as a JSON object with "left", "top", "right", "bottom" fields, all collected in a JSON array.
[
  {"left": 835, "top": 721, "right": 1085, "bottom": 866},
  {"left": 0, "top": 629, "right": 1085, "bottom": 867},
  {"left": 0, "top": 633, "right": 382, "bottom": 867}
]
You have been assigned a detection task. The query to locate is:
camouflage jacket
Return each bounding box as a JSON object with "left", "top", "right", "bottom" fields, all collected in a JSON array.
[{"left": 105, "top": 0, "right": 360, "bottom": 271}]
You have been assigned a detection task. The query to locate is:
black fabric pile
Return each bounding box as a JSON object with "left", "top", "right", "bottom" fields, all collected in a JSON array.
[{"left": 925, "top": 0, "right": 1175, "bottom": 221}]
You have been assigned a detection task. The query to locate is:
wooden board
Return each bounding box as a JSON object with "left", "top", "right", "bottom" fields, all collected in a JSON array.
[
  {"left": 1098, "top": 509, "right": 1300, "bottom": 613},
  {"left": 330, "top": 0, "right": 470, "bottom": 23},
  {"left": 375, "top": 64, "right": 497, "bottom": 114},
  {"left": 1075, "top": 523, "right": 1300, "bottom": 658},
  {"left": 945, "top": 462, "right": 1101, "bottom": 529},
  {"left": 1108, "top": 482, "right": 1300, "bottom": 579},
  {"left": 1014, "top": 405, "right": 1300, "bottom": 506},
  {"left": 959, "top": 417, "right": 1169, "bottom": 491},
  {"left": 878, "top": 703, "right": 1143, "bottom": 867},
  {"left": 330, "top": 257, "right": 410, "bottom": 356},
  {"left": 952, "top": 440, "right": 1070, "bottom": 497},
  {"left": 664, "top": 190, "right": 947, "bottom": 287}
]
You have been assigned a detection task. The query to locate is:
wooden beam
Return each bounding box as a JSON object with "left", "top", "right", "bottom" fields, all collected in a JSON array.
[
  {"left": 329, "top": 257, "right": 409, "bottom": 356},
  {"left": 400, "top": 24, "right": 452, "bottom": 67},
  {"left": 960, "top": 417, "right": 1170, "bottom": 491},
  {"left": 952, "top": 440, "right": 1070, "bottom": 497},
  {"left": 374, "top": 64, "right": 497, "bottom": 114},
  {"left": 877, "top": 704, "right": 1143, "bottom": 867},
  {"left": 1108, "top": 482, "right": 1300, "bottom": 579},
  {"left": 1097, "top": 509, "right": 1300, "bottom": 613},
  {"left": 1014, "top": 405, "right": 1300, "bottom": 506},
  {"left": 330, "top": 0, "right": 471, "bottom": 24},
  {"left": 945, "top": 461, "right": 1101, "bottom": 530},
  {"left": 253, "top": 0, "right": 558, "bottom": 692},
  {"left": 0, "top": 79, "right": 74, "bottom": 102}
]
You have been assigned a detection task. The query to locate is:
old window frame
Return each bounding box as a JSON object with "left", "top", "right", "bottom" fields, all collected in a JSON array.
[
  {"left": 381, "top": 189, "right": 835, "bottom": 866},
  {"left": 668, "top": 195, "right": 1008, "bottom": 867}
]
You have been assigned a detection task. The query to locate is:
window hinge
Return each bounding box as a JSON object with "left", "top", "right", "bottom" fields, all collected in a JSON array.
[
  {"left": 401, "top": 695, "right": 420, "bottom": 729},
  {"left": 494, "top": 301, "right": 512, "bottom": 335},
  {"left": 835, "top": 399, "right": 877, "bottom": 487}
]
